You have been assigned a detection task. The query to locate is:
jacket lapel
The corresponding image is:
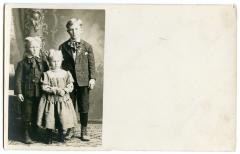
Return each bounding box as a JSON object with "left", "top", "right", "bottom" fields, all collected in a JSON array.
[
  {"left": 63, "top": 39, "right": 86, "bottom": 62},
  {"left": 75, "top": 40, "right": 86, "bottom": 58},
  {"left": 78, "top": 40, "right": 86, "bottom": 55},
  {"left": 64, "top": 39, "right": 74, "bottom": 59}
]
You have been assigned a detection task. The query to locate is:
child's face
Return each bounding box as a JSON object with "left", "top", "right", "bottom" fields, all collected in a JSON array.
[
  {"left": 27, "top": 42, "right": 41, "bottom": 57},
  {"left": 49, "top": 57, "right": 62, "bottom": 70},
  {"left": 67, "top": 23, "right": 82, "bottom": 40}
]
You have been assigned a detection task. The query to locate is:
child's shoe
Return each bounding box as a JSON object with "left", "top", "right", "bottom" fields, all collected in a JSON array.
[
  {"left": 80, "top": 126, "right": 90, "bottom": 142},
  {"left": 58, "top": 129, "right": 65, "bottom": 143},
  {"left": 65, "top": 128, "right": 74, "bottom": 140},
  {"left": 24, "top": 129, "right": 33, "bottom": 144},
  {"left": 46, "top": 129, "right": 53, "bottom": 144}
]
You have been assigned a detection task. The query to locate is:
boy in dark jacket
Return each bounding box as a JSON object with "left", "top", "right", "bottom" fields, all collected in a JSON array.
[
  {"left": 15, "top": 36, "right": 48, "bottom": 144},
  {"left": 59, "top": 18, "right": 96, "bottom": 141}
]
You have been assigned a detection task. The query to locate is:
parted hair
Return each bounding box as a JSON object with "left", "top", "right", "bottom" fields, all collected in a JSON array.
[{"left": 66, "top": 18, "right": 82, "bottom": 29}]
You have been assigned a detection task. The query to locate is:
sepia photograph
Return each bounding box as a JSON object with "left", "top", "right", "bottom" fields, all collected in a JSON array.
[{"left": 6, "top": 7, "right": 105, "bottom": 149}]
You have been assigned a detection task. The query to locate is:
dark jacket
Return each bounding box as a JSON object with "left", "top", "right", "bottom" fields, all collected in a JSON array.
[
  {"left": 59, "top": 39, "right": 96, "bottom": 87},
  {"left": 14, "top": 57, "right": 48, "bottom": 97}
]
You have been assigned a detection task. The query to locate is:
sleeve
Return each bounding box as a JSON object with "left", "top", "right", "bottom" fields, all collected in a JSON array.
[
  {"left": 66, "top": 71, "right": 74, "bottom": 84},
  {"left": 14, "top": 62, "right": 23, "bottom": 95},
  {"left": 41, "top": 72, "right": 56, "bottom": 94},
  {"left": 87, "top": 45, "right": 96, "bottom": 80},
  {"left": 43, "top": 60, "right": 49, "bottom": 72},
  {"left": 59, "top": 44, "right": 67, "bottom": 71},
  {"left": 63, "top": 71, "right": 74, "bottom": 93}
]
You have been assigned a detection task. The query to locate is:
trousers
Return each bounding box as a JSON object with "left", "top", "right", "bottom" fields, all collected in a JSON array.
[
  {"left": 70, "top": 86, "right": 89, "bottom": 126},
  {"left": 21, "top": 96, "right": 40, "bottom": 126}
]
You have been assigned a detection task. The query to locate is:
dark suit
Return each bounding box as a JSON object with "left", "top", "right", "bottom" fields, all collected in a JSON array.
[
  {"left": 59, "top": 39, "right": 96, "bottom": 127},
  {"left": 15, "top": 57, "right": 48, "bottom": 127}
]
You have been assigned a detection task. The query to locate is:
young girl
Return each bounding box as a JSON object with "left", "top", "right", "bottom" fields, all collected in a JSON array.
[{"left": 37, "top": 49, "right": 77, "bottom": 144}]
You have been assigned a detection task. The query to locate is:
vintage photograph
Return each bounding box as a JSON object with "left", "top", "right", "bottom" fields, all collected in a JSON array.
[
  {"left": 4, "top": 4, "right": 236, "bottom": 151},
  {"left": 6, "top": 8, "right": 105, "bottom": 148}
]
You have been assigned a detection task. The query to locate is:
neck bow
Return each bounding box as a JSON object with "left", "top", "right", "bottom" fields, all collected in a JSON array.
[{"left": 68, "top": 40, "right": 81, "bottom": 52}]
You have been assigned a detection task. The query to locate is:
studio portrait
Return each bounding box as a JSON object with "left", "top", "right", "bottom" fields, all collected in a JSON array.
[{"left": 6, "top": 8, "right": 105, "bottom": 148}]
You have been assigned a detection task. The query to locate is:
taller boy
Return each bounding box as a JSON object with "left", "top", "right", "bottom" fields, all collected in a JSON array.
[{"left": 59, "top": 18, "right": 96, "bottom": 141}]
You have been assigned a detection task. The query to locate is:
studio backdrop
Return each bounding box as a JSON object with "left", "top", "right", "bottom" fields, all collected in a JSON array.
[{"left": 9, "top": 8, "right": 105, "bottom": 122}]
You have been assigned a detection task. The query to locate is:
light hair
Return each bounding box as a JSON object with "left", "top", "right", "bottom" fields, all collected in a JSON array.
[
  {"left": 66, "top": 18, "right": 82, "bottom": 29},
  {"left": 25, "top": 36, "right": 42, "bottom": 48},
  {"left": 47, "top": 49, "right": 63, "bottom": 62}
]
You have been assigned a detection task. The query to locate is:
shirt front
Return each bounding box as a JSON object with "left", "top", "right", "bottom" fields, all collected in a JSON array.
[
  {"left": 72, "top": 51, "right": 77, "bottom": 62},
  {"left": 68, "top": 39, "right": 81, "bottom": 62}
]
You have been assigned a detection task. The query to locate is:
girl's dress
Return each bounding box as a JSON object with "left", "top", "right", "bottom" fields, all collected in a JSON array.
[{"left": 37, "top": 69, "right": 78, "bottom": 130}]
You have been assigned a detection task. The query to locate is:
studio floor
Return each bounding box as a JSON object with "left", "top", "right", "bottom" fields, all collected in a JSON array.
[{"left": 7, "top": 123, "right": 102, "bottom": 148}]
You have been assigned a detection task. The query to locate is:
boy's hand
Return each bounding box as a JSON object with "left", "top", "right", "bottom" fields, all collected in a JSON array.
[
  {"left": 17, "top": 94, "right": 24, "bottom": 102},
  {"left": 89, "top": 79, "right": 96, "bottom": 90}
]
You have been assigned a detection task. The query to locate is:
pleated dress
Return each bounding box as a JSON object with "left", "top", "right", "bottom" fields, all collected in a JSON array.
[{"left": 37, "top": 69, "right": 78, "bottom": 130}]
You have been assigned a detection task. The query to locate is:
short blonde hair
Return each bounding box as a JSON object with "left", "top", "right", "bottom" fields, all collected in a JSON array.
[
  {"left": 47, "top": 49, "right": 63, "bottom": 62},
  {"left": 25, "top": 36, "right": 42, "bottom": 48},
  {"left": 66, "top": 18, "right": 82, "bottom": 29}
]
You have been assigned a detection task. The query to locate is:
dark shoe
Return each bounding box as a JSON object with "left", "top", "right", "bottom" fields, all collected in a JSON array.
[
  {"left": 46, "top": 129, "right": 53, "bottom": 144},
  {"left": 46, "top": 137, "right": 53, "bottom": 144},
  {"left": 58, "top": 136, "right": 65, "bottom": 143},
  {"left": 30, "top": 124, "right": 39, "bottom": 141},
  {"left": 24, "top": 129, "right": 33, "bottom": 144},
  {"left": 58, "top": 129, "right": 65, "bottom": 143},
  {"left": 25, "top": 137, "right": 33, "bottom": 144},
  {"left": 80, "top": 126, "right": 90, "bottom": 142},
  {"left": 65, "top": 128, "right": 74, "bottom": 140},
  {"left": 47, "top": 138, "right": 53, "bottom": 144}
]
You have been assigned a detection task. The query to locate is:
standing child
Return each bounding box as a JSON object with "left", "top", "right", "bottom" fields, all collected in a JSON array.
[
  {"left": 15, "top": 36, "right": 48, "bottom": 144},
  {"left": 37, "top": 49, "right": 78, "bottom": 144}
]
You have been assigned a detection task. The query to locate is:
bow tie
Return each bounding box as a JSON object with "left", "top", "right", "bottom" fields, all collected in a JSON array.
[
  {"left": 27, "top": 57, "right": 35, "bottom": 63},
  {"left": 27, "top": 57, "right": 37, "bottom": 68},
  {"left": 68, "top": 41, "right": 81, "bottom": 51}
]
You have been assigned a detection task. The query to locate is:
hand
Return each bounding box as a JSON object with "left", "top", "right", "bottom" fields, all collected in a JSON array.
[
  {"left": 89, "top": 79, "right": 96, "bottom": 90},
  {"left": 56, "top": 88, "right": 65, "bottom": 96},
  {"left": 58, "top": 89, "right": 66, "bottom": 96},
  {"left": 51, "top": 87, "right": 57, "bottom": 95},
  {"left": 17, "top": 94, "right": 24, "bottom": 102}
]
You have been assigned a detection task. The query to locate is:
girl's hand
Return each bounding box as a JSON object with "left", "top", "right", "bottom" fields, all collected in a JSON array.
[
  {"left": 58, "top": 89, "right": 65, "bottom": 96},
  {"left": 51, "top": 87, "right": 58, "bottom": 95}
]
